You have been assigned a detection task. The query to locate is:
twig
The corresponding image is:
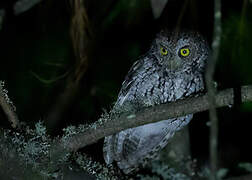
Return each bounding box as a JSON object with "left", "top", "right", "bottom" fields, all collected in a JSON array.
[
  {"left": 0, "top": 81, "right": 20, "bottom": 129},
  {"left": 205, "top": 0, "right": 222, "bottom": 179},
  {"left": 57, "top": 85, "right": 252, "bottom": 152}
]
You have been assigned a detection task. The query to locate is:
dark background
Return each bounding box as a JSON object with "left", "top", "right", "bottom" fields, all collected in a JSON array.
[{"left": 0, "top": 0, "right": 252, "bottom": 178}]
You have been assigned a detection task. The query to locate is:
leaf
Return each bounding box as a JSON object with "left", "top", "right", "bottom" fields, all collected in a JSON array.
[
  {"left": 238, "top": 162, "right": 252, "bottom": 173},
  {"left": 150, "top": 0, "right": 168, "bottom": 19},
  {"left": 216, "top": 168, "right": 229, "bottom": 179},
  {"left": 13, "top": 0, "right": 42, "bottom": 15}
]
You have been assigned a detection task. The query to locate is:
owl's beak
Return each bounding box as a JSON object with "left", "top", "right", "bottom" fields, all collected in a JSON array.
[{"left": 168, "top": 58, "right": 182, "bottom": 71}]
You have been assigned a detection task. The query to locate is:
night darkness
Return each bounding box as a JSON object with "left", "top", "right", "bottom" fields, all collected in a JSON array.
[{"left": 0, "top": 0, "right": 252, "bottom": 179}]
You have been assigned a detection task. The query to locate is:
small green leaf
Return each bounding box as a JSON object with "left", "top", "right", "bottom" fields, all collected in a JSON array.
[{"left": 238, "top": 162, "right": 252, "bottom": 173}]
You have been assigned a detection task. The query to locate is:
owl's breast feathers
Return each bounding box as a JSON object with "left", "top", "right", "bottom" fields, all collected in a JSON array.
[{"left": 114, "top": 54, "right": 203, "bottom": 111}]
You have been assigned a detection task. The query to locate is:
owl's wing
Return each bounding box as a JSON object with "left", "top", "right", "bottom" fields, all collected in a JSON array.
[
  {"left": 104, "top": 113, "right": 192, "bottom": 173},
  {"left": 103, "top": 129, "right": 130, "bottom": 165},
  {"left": 103, "top": 135, "right": 115, "bottom": 164},
  {"left": 114, "top": 57, "right": 146, "bottom": 108},
  {"left": 103, "top": 57, "right": 151, "bottom": 165},
  {"left": 115, "top": 115, "right": 192, "bottom": 174}
]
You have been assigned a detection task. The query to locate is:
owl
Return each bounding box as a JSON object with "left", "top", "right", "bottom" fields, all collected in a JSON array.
[{"left": 103, "top": 31, "right": 209, "bottom": 174}]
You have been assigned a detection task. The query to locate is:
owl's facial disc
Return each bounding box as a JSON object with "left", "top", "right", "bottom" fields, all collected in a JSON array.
[{"left": 159, "top": 46, "right": 184, "bottom": 71}]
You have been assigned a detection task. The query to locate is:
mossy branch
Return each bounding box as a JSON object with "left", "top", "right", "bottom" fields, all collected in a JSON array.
[
  {"left": 58, "top": 85, "right": 252, "bottom": 152},
  {"left": 0, "top": 81, "right": 20, "bottom": 129}
]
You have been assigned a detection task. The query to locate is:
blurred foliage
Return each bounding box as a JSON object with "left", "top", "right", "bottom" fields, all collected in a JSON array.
[
  {"left": 240, "top": 102, "right": 252, "bottom": 112},
  {"left": 150, "top": 0, "right": 168, "bottom": 19},
  {"left": 102, "top": 0, "right": 151, "bottom": 28},
  {"left": 219, "top": 12, "right": 252, "bottom": 85},
  {"left": 14, "top": 0, "right": 42, "bottom": 15},
  {"left": 218, "top": 5, "right": 252, "bottom": 113},
  {"left": 238, "top": 162, "right": 252, "bottom": 173}
]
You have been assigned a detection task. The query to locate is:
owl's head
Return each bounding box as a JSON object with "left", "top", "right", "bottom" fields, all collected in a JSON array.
[{"left": 151, "top": 31, "right": 209, "bottom": 74}]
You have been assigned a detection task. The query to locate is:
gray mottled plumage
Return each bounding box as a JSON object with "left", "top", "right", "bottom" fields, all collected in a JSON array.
[{"left": 103, "top": 31, "right": 209, "bottom": 174}]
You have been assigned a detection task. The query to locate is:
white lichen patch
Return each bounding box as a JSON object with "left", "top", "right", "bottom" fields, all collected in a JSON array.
[
  {"left": 0, "top": 81, "right": 17, "bottom": 112},
  {"left": 75, "top": 152, "right": 121, "bottom": 180},
  {"left": 0, "top": 109, "right": 122, "bottom": 179},
  {"left": 62, "top": 110, "right": 111, "bottom": 141},
  {"left": 2, "top": 122, "right": 63, "bottom": 178}
]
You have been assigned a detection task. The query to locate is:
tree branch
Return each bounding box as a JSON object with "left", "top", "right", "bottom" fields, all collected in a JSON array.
[
  {"left": 206, "top": 0, "right": 222, "bottom": 179},
  {"left": 58, "top": 85, "right": 252, "bottom": 152},
  {"left": 0, "top": 81, "right": 20, "bottom": 129}
]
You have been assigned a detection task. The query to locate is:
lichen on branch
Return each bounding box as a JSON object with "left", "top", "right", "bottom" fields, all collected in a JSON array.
[{"left": 58, "top": 86, "right": 252, "bottom": 152}]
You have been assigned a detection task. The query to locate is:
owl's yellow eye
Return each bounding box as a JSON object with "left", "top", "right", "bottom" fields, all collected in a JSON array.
[
  {"left": 160, "top": 47, "right": 168, "bottom": 56},
  {"left": 180, "top": 48, "right": 190, "bottom": 57}
]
